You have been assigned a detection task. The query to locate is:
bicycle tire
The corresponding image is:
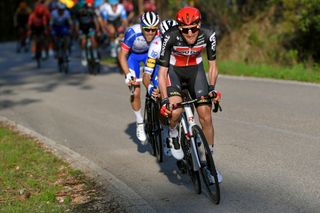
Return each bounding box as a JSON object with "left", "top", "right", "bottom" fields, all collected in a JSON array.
[
  {"left": 35, "top": 48, "right": 41, "bottom": 69},
  {"left": 192, "top": 125, "right": 220, "bottom": 204},
  {"left": 151, "top": 100, "right": 163, "bottom": 162},
  {"left": 58, "top": 57, "right": 63, "bottom": 72},
  {"left": 144, "top": 98, "right": 156, "bottom": 156},
  {"left": 64, "top": 60, "right": 69, "bottom": 74},
  {"left": 179, "top": 117, "right": 201, "bottom": 194}
]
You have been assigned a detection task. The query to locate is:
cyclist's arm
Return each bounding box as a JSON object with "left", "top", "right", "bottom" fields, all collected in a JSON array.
[
  {"left": 207, "top": 60, "right": 218, "bottom": 87},
  {"left": 119, "top": 28, "right": 135, "bottom": 75},
  {"left": 205, "top": 29, "right": 218, "bottom": 87},
  {"left": 93, "top": 16, "right": 100, "bottom": 33},
  {"left": 143, "top": 72, "right": 151, "bottom": 90},
  {"left": 158, "top": 65, "right": 168, "bottom": 99},
  {"left": 120, "top": 6, "right": 128, "bottom": 28},
  {"left": 118, "top": 48, "right": 129, "bottom": 75}
]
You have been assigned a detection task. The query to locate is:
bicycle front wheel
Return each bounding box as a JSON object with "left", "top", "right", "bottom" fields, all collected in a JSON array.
[
  {"left": 144, "top": 98, "right": 156, "bottom": 156},
  {"left": 179, "top": 119, "right": 201, "bottom": 194},
  {"left": 151, "top": 101, "right": 163, "bottom": 162},
  {"left": 192, "top": 125, "right": 221, "bottom": 204}
]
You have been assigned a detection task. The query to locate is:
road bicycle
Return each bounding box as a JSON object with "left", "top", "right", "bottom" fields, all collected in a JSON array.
[
  {"left": 56, "top": 35, "right": 69, "bottom": 74},
  {"left": 143, "top": 90, "right": 163, "bottom": 162},
  {"left": 171, "top": 90, "right": 221, "bottom": 204},
  {"left": 85, "top": 36, "right": 100, "bottom": 75}
]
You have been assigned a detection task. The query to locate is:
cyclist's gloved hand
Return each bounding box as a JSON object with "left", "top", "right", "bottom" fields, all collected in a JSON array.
[
  {"left": 208, "top": 85, "right": 221, "bottom": 102},
  {"left": 208, "top": 85, "right": 216, "bottom": 98},
  {"left": 160, "top": 97, "right": 171, "bottom": 117},
  {"left": 125, "top": 72, "right": 133, "bottom": 85},
  {"left": 147, "top": 84, "right": 159, "bottom": 98}
]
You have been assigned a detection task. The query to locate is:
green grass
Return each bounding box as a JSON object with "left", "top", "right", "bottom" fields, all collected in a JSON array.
[
  {"left": 0, "top": 126, "right": 90, "bottom": 213},
  {"left": 215, "top": 60, "right": 320, "bottom": 83},
  {"left": 101, "top": 56, "right": 118, "bottom": 65}
]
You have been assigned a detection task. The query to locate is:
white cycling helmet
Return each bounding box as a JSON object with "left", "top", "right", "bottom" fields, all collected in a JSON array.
[
  {"left": 140, "top": 11, "right": 160, "bottom": 28},
  {"left": 57, "top": 2, "right": 66, "bottom": 10},
  {"left": 160, "top": 19, "right": 178, "bottom": 35}
]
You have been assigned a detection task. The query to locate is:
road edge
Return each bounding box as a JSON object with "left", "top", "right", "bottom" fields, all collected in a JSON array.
[{"left": 0, "top": 115, "right": 156, "bottom": 213}]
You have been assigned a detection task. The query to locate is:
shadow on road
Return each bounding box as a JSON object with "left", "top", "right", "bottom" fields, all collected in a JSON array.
[
  {"left": 124, "top": 121, "right": 200, "bottom": 194},
  {"left": 0, "top": 42, "right": 123, "bottom": 110},
  {"left": 125, "top": 122, "right": 151, "bottom": 154}
]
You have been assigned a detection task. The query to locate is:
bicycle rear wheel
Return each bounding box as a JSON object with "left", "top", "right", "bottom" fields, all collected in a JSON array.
[
  {"left": 179, "top": 118, "right": 201, "bottom": 194},
  {"left": 192, "top": 125, "right": 220, "bottom": 204},
  {"left": 151, "top": 101, "right": 163, "bottom": 162}
]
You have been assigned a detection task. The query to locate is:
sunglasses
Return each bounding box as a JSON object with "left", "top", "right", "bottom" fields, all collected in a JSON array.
[
  {"left": 180, "top": 26, "right": 199, "bottom": 34},
  {"left": 143, "top": 27, "right": 157, "bottom": 33}
]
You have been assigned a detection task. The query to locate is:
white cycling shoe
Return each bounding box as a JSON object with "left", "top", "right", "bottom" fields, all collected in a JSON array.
[
  {"left": 206, "top": 168, "right": 223, "bottom": 184},
  {"left": 167, "top": 137, "right": 184, "bottom": 160},
  {"left": 136, "top": 123, "right": 147, "bottom": 144},
  {"left": 81, "top": 57, "right": 87, "bottom": 66}
]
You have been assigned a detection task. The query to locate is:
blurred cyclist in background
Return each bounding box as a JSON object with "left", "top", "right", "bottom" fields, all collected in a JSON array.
[
  {"left": 14, "top": 1, "right": 32, "bottom": 53},
  {"left": 75, "top": 1, "right": 100, "bottom": 65},
  {"left": 28, "top": 3, "right": 49, "bottom": 59},
  {"left": 50, "top": 2, "right": 73, "bottom": 59},
  {"left": 100, "top": 0, "right": 128, "bottom": 57}
]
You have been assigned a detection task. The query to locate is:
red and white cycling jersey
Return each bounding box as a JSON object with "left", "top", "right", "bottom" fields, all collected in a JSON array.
[{"left": 158, "top": 26, "right": 217, "bottom": 67}]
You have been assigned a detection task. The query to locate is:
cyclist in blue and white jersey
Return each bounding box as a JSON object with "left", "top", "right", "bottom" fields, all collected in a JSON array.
[
  {"left": 143, "top": 19, "right": 178, "bottom": 100},
  {"left": 100, "top": 0, "right": 128, "bottom": 57},
  {"left": 50, "top": 2, "right": 73, "bottom": 58},
  {"left": 118, "top": 11, "right": 160, "bottom": 144}
]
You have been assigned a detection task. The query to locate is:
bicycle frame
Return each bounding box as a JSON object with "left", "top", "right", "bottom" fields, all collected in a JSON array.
[{"left": 179, "top": 103, "right": 202, "bottom": 172}]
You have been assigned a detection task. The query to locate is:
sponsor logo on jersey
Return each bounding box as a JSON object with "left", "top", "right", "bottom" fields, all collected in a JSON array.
[
  {"left": 161, "top": 35, "right": 170, "bottom": 56},
  {"left": 174, "top": 46, "right": 204, "bottom": 56},
  {"left": 209, "top": 32, "right": 216, "bottom": 51},
  {"left": 151, "top": 50, "right": 158, "bottom": 58},
  {"left": 146, "top": 58, "right": 156, "bottom": 68}
]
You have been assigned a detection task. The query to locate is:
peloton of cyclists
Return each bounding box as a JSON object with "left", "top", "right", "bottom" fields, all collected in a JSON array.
[
  {"left": 118, "top": 11, "right": 160, "bottom": 143},
  {"left": 157, "top": 7, "right": 222, "bottom": 182}
]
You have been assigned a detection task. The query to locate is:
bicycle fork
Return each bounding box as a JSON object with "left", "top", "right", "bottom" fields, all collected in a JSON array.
[{"left": 180, "top": 104, "right": 202, "bottom": 172}]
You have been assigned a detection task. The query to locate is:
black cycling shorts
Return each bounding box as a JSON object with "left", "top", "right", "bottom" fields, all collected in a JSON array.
[{"left": 167, "top": 62, "right": 211, "bottom": 106}]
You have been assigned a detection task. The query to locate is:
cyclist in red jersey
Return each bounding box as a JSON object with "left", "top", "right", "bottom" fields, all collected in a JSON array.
[{"left": 158, "top": 7, "right": 222, "bottom": 182}]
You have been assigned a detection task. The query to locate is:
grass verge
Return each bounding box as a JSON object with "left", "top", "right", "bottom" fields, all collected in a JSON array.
[
  {"left": 216, "top": 60, "right": 320, "bottom": 83},
  {"left": 0, "top": 123, "right": 122, "bottom": 213}
]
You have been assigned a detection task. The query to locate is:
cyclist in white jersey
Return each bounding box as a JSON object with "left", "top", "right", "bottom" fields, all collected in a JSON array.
[
  {"left": 118, "top": 11, "right": 160, "bottom": 144},
  {"left": 143, "top": 19, "right": 178, "bottom": 155},
  {"left": 100, "top": 0, "right": 128, "bottom": 57}
]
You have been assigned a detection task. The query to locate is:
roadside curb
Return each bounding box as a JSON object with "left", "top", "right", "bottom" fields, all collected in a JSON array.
[{"left": 0, "top": 116, "right": 156, "bottom": 213}]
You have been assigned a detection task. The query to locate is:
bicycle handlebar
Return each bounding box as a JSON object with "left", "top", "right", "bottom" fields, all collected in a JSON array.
[
  {"left": 171, "top": 91, "right": 222, "bottom": 113},
  {"left": 129, "top": 78, "right": 142, "bottom": 96}
]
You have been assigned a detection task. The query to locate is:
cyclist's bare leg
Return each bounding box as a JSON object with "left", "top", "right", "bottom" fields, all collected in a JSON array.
[
  {"left": 62, "top": 35, "right": 70, "bottom": 57},
  {"left": 90, "top": 35, "right": 97, "bottom": 48},
  {"left": 168, "top": 96, "right": 183, "bottom": 129},
  {"left": 197, "top": 104, "right": 214, "bottom": 146},
  {"left": 131, "top": 86, "right": 141, "bottom": 111},
  {"left": 106, "top": 23, "right": 116, "bottom": 42}
]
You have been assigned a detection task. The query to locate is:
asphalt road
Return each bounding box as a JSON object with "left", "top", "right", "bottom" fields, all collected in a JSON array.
[{"left": 1, "top": 43, "right": 319, "bottom": 212}]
